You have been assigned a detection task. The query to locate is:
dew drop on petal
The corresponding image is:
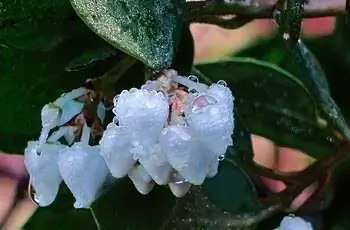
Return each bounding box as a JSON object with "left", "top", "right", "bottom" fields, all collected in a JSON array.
[
  {"left": 217, "top": 80, "right": 227, "bottom": 87},
  {"left": 24, "top": 141, "right": 64, "bottom": 207},
  {"left": 58, "top": 143, "right": 109, "bottom": 209},
  {"left": 128, "top": 164, "right": 155, "bottom": 195},
  {"left": 187, "top": 75, "right": 199, "bottom": 83}
]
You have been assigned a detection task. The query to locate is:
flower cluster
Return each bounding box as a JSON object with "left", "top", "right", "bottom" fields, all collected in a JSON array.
[
  {"left": 99, "top": 72, "right": 234, "bottom": 196},
  {"left": 276, "top": 214, "right": 313, "bottom": 230},
  {"left": 24, "top": 70, "right": 235, "bottom": 208}
]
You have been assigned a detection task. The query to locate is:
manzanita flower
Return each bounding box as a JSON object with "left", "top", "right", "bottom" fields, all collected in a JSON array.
[
  {"left": 100, "top": 71, "right": 235, "bottom": 195},
  {"left": 25, "top": 70, "right": 235, "bottom": 203},
  {"left": 24, "top": 141, "right": 65, "bottom": 207},
  {"left": 25, "top": 87, "right": 109, "bottom": 208},
  {"left": 278, "top": 214, "right": 313, "bottom": 230},
  {"left": 100, "top": 88, "right": 172, "bottom": 186},
  {"left": 58, "top": 141, "right": 109, "bottom": 208},
  {"left": 128, "top": 164, "right": 155, "bottom": 195}
]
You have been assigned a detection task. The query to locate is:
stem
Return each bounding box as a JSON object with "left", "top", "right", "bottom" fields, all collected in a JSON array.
[
  {"left": 89, "top": 207, "right": 102, "bottom": 230},
  {"left": 187, "top": 0, "right": 346, "bottom": 22},
  {"left": 81, "top": 123, "right": 91, "bottom": 145}
]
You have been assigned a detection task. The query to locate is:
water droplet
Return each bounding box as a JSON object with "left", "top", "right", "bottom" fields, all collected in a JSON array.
[
  {"left": 218, "top": 155, "right": 225, "bottom": 161},
  {"left": 217, "top": 80, "right": 227, "bottom": 87},
  {"left": 112, "top": 116, "right": 119, "bottom": 125},
  {"left": 188, "top": 87, "right": 198, "bottom": 94},
  {"left": 112, "top": 108, "right": 118, "bottom": 116},
  {"left": 113, "top": 95, "right": 119, "bottom": 107},
  {"left": 28, "top": 180, "right": 40, "bottom": 205},
  {"left": 187, "top": 75, "right": 199, "bottom": 83}
]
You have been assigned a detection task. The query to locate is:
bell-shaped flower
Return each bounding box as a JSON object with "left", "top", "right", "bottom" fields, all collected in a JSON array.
[
  {"left": 185, "top": 94, "right": 234, "bottom": 156},
  {"left": 24, "top": 141, "right": 65, "bottom": 207},
  {"left": 128, "top": 164, "right": 155, "bottom": 195},
  {"left": 278, "top": 215, "right": 313, "bottom": 230},
  {"left": 99, "top": 123, "right": 135, "bottom": 178},
  {"left": 58, "top": 142, "right": 109, "bottom": 208},
  {"left": 114, "top": 88, "right": 169, "bottom": 148},
  {"left": 160, "top": 125, "right": 211, "bottom": 185},
  {"left": 134, "top": 144, "right": 172, "bottom": 185},
  {"left": 206, "top": 82, "right": 234, "bottom": 111}
]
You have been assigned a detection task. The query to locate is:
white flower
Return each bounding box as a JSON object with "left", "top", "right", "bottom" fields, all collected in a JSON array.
[
  {"left": 24, "top": 141, "right": 65, "bottom": 207},
  {"left": 99, "top": 123, "right": 135, "bottom": 178},
  {"left": 160, "top": 125, "right": 211, "bottom": 185},
  {"left": 278, "top": 215, "right": 313, "bottom": 230},
  {"left": 185, "top": 94, "right": 234, "bottom": 157},
  {"left": 115, "top": 88, "right": 169, "bottom": 147},
  {"left": 100, "top": 88, "right": 170, "bottom": 184},
  {"left": 38, "top": 87, "right": 86, "bottom": 147},
  {"left": 128, "top": 164, "right": 155, "bottom": 195},
  {"left": 58, "top": 142, "right": 109, "bottom": 209}
]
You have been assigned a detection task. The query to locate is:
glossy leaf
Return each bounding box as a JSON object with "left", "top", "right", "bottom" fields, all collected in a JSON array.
[
  {"left": 195, "top": 57, "right": 336, "bottom": 159},
  {"left": 70, "top": 0, "right": 186, "bottom": 68},
  {"left": 65, "top": 46, "right": 121, "bottom": 72}
]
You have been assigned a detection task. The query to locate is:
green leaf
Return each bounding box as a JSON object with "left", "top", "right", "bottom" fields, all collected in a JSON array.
[
  {"left": 203, "top": 160, "right": 260, "bottom": 213},
  {"left": 194, "top": 57, "right": 336, "bottom": 159},
  {"left": 170, "top": 24, "right": 194, "bottom": 75},
  {"left": 288, "top": 40, "right": 350, "bottom": 142},
  {"left": 70, "top": 0, "right": 186, "bottom": 69},
  {"left": 65, "top": 45, "right": 121, "bottom": 72}
]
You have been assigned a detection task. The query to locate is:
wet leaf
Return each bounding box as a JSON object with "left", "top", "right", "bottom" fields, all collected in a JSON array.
[
  {"left": 65, "top": 46, "right": 120, "bottom": 72},
  {"left": 70, "top": 0, "right": 186, "bottom": 68},
  {"left": 195, "top": 57, "right": 336, "bottom": 159}
]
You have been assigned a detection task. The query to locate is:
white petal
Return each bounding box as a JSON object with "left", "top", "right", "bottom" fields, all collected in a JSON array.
[
  {"left": 206, "top": 83, "right": 234, "bottom": 111},
  {"left": 160, "top": 125, "right": 192, "bottom": 170},
  {"left": 168, "top": 182, "right": 191, "bottom": 198},
  {"left": 185, "top": 98, "right": 234, "bottom": 156},
  {"left": 207, "top": 156, "right": 220, "bottom": 178},
  {"left": 99, "top": 123, "right": 135, "bottom": 178},
  {"left": 279, "top": 215, "right": 313, "bottom": 230},
  {"left": 138, "top": 144, "right": 172, "bottom": 185},
  {"left": 160, "top": 125, "right": 209, "bottom": 185},
  {"left": 41, "top": 103, "right": 60, "bottom": 129},
  {"left": 58, "top": 100, "right": 84, "bottom": 126},
  {"left": 168, "top": 172, "right": 191, "bottom": 197},
  {"left": 128, "top": 164, "right": 155, "bottom": 195},
  {"left": 58, "top": 143, "right": 109, "bottom": 209},
  {"left": 54, "top": 87, "right": 87, "bottom": 107},
  {"left": 64, "top": 126, "right": 77, "bottom": 145},
  {"left": 97, "top": 102, "right": 106, "bottom": 124},
  {"left": 115, "top": 89, "right": 169, "bottom": 147},
  {"left": 24, "top": 141, "right": 64, "bottom": 207}
]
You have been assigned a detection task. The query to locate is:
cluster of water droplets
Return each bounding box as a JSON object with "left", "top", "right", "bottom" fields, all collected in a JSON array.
[{"left": 24, "top": 71, "right": 235, "bottom": 209}]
